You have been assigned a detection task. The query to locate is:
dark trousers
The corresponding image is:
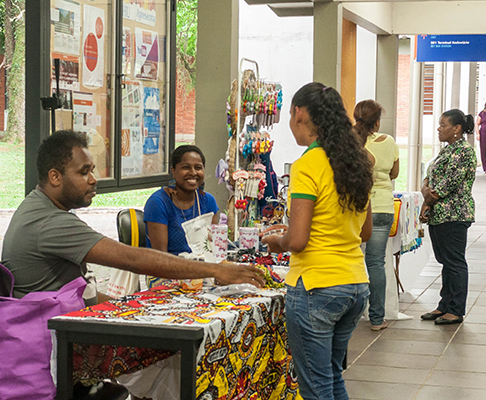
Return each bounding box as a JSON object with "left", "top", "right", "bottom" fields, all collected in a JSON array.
[{"left": 429, "top": 221, "right": 471, "bottom": 317}]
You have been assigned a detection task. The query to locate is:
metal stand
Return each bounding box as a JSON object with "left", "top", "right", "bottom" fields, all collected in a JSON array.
[{"left": 41, "top": 58, "right": 62, "bottom": 134}]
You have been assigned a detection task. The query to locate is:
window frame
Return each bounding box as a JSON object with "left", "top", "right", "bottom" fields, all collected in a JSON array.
[{"left": 25, "top": 0, "right": 176, "bottom": 195}]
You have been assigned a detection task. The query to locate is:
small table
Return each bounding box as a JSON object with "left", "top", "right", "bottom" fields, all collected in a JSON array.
[
  {"left": 48, "top": 318, "right": 204, "bottom": 399},
  {"left": 49, "top": 283, "right": 298, "bottom": 400}
]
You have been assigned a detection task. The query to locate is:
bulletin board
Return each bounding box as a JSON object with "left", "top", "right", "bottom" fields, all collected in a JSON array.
[{"left": 49, "top": 0, "right": 169, "bottom": 180}]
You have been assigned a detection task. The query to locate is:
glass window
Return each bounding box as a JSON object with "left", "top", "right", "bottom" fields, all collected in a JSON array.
[
  {"left": 47, "top": 0, "right": 171, "bottom": 185},
  {"left": 121, "top": 0, "right": 169, "bottom": 179},
  {"left": 50, "top": 0, "right": 114, "bottom": 180}
]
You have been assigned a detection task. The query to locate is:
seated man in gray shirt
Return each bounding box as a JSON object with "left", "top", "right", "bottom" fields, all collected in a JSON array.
[{"left": 2, "top": 131, "right": 264, "bottom": 303}]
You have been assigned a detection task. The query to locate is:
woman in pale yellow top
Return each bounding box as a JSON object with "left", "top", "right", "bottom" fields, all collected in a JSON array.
[
  {"left": 263, "top": 83, "right": 373, "bottom": 400},
  {"left": 354, "top": 100, "right": 399, "bottom": 331}
]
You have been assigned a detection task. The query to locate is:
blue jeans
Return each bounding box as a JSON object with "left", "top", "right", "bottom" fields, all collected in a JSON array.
[
  {"left": 429, "top": 221, "right": 471, "bottom": 316},
  {"left": 364, "top": 213, "right": 394, "bottom": 326},
  {"left": 286, "top": 278, "right": 369, "bottom": 400}
]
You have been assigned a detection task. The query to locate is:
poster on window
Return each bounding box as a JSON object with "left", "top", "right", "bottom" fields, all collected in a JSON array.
[
  {"left": 134, "top": 28, "right": 159, "bottom": 81},
  {"left": 73, "top": 92, "right": 96, "bottom": 133},
  {"left": 122, "top": 27, "right": 132, "bottom": 76},
  {"left": 142, "top": 87, "right": 160, "bottom": 155},
  {"left": 122, "top": 81, "right": 143, "bottom": 176},
  {"left": 82, "top": 5, "right": 105, "bottom": 88},
  {"left": 52, "top": 0, "right": 81, "bottom": 55},
  {"left": 51, "top": 53, "right": 80, "bottom": 92},
  {"left": 122, "top": 0, "right": 156, "bottom": 27}
]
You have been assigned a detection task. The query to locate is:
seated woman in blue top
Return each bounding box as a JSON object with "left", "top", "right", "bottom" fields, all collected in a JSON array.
[{"left": 144, "top": 145, "right": 219, "bottom": 288}]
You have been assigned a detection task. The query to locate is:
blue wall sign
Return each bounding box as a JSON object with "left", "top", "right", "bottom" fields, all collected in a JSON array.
[{"left": 416, "top": 35, "right": 486, "bottom": 62}]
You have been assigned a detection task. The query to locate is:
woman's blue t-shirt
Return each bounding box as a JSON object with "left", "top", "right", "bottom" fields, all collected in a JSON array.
[{"left": 143, "top": 188, "right": 219, "bottom": 255}]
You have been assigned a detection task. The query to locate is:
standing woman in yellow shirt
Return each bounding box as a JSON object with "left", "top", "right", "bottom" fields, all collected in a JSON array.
[
  {"left": 263, "top": 83, "right": 373, "bottom": 400},
  {"left": 354, "top": 100, "right": 400, "bottom": 331}
]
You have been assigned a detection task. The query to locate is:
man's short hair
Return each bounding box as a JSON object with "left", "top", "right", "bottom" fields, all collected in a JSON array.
[{"left": 37, "top": 130, "right": 88, "bottom": 184}]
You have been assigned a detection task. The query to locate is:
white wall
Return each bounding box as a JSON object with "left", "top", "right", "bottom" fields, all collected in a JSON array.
[
  {"left": 239, "top": 1, "right": 313, "bottom": 176},
  {"left": 356, "top": 26, "right": 377, "bottom": 103}
]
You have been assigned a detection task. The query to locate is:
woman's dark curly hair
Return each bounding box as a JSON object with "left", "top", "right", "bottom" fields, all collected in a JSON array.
[
  {"left": 353, "top": 99, "right": 384, "bottom": 145},
  {"left": 442, "top": 109, "right": 475, "bottom": 135},
  {"left": 292, "top": 82, "right": 373, "bottom": 212}
]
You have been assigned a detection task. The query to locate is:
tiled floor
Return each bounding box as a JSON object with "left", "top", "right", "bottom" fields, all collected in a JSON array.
[{"left": 344, "top": 169, "right": 486, "bottom": 400}]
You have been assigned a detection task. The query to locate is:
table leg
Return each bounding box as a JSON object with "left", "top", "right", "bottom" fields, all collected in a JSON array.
[
  {"left": 394, "top": 252, "right": 405, "bottom": 293},
  {"left": 56, "top": 332, "right": 74, "bottom": 400},
  {"left": 180, "top": 341, "right": 198, "bottom": 400}
]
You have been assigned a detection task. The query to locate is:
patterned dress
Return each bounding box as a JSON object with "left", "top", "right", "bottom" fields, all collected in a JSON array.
[{"left": 426, "top": 138, "right": 476, "bottom": 225}]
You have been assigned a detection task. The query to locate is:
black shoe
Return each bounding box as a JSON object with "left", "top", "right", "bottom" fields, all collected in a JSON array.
[
  {"left": 434, "top": 316, "right": 463, "bottom": 325},
  {"left": 421, "top": 311, "right": 445, "bottom": 321}
]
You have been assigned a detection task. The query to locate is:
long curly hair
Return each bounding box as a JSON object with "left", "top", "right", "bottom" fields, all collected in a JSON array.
[
  {"left": 353, "top": 99, "right": 384, "bottom": 145},
  {"left": 292, "top": 83, "right": 373, "bottom": 212}
]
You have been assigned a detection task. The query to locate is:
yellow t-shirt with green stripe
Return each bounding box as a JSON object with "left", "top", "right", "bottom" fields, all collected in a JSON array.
[{"left": 285, "top": 142, "right": 369, "bottom": 290}]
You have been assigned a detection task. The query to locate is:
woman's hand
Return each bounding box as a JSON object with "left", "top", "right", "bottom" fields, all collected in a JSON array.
[
  {"left": 419, "top": 203, "right": 431, "bottom": 223},
  {"left": 422, "top": 186, "right": 439, "bottom": 205},
  {"left": 260, "top": 224, "right": 288, "bottom": 238},
  {"left": 261, "top": 234, "right": 287, "bottom": 254}
]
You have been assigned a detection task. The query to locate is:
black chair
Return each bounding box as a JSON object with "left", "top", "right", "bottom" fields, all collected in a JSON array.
[{"left": 116, "top": 208, "right": 146, "bottom": 247}]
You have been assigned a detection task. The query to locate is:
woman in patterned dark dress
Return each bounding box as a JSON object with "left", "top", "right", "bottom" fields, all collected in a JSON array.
[
  {"left": 475, "top": 102, "right": 486, "bottom": 172},
  {"left": 420, "top": 109, "right": 476, "bottom": 325}
]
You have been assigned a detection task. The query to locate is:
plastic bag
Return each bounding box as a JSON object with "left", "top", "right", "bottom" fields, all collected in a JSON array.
[{"left": 107, "top": 269, "right": 141, "bottom": 298}]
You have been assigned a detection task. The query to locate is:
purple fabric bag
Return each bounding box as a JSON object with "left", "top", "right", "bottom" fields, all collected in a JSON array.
[{"left": 0, "top": 263, "right": 86, "bottom": 400}]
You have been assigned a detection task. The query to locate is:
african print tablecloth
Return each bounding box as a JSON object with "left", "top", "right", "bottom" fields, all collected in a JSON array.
[{"left": 61, "top": 282, "right": 300, "bottom": 400}]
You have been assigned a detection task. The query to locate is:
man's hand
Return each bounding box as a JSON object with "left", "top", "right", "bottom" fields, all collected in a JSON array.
[{"left": 214, "top": 263, "right": 265, "bottom": 288}]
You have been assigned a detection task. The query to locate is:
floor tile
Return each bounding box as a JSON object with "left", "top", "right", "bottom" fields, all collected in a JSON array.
[
  {"left": 353, "top": 351, "right": 439, "bottom": 369},
  {"left": 345, "top": 381, "right": 419, "bottom": 400},
  {"left": 426, "top": 370, "right": 486, "bottom": 389},
  {"left": 367, "top": 339, "right": 447, "bottom": 356},
  {"left": 344, "top": 364, "right": 429, "bottom": 384},
  {"left": 414, "top": 386, "right": 486, "bottom": 400},
  {"left": 435, "top": 354, "right": 486, "bottom": 373},
  {"left": 380, "top": 328, "right": 454, "bottom": 342}
]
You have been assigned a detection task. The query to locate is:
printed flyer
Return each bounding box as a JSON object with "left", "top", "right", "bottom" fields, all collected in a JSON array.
[
  {"left": 51, "top": 53, "right": 80, "bottom": 91},
  {"left": 52, "top": 0, "right": 81, "bottom": 55},
  {"left": 134, "top": 27, "right": 159, "bottom": 81},
  {"left": 122, "top": 27, "right": 132, "bottom": 76},
  {"left": 142, "top": 87, "right": 161, "bottom": 155},
  {"left": 123, "top": 0, "right": 156, "bottom": 27},
  {"left": 121, "top": 81, "right": 143, "bottom": 176},
  {"left": 82, "top": 5, "right": 105, "bottom": 88}
]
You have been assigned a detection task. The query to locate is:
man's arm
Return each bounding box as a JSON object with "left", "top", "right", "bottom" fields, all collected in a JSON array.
[{"left": 84, "top": 238, "right": 265, "bottom": 287}]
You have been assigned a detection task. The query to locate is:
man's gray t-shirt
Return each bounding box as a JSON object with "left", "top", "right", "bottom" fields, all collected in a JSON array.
[{"left": 2, "top": 188, "right": 105, "bottom": 298}]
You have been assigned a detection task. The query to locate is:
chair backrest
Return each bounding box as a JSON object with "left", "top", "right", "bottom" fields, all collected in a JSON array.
[
  {"left": 0, "top": 262, "right": 14, "bottom": 297},
  {"left": 116, "top": 209, "right": 146, "bottom": 248}
]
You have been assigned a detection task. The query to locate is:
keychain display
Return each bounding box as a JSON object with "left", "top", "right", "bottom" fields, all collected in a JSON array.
[{"left": 218, "top": 59, "right": 287, "bottom": 239}]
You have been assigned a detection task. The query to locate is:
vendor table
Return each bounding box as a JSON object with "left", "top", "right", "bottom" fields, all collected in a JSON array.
[{"left": 48, "top": 282, "right": 299, "bottom": 400}]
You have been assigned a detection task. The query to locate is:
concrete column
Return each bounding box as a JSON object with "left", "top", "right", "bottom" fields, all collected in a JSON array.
[
  {"left": 432, "top": 62, "right": 445, "bottom": 158},
  {"left": 313, "top": 2, "right": 342, "bottom": 90},
  {"left": 376, "top": 34, "right": 399, "bottom": 138},
  {"left": 407, "top": 36, "right": 424, "bottom": 191},
  {"left": 195, "top": 0, "right": 239, "bottom": 208},
  {"left": 467, "top": 62, "right": 477, "bottom": 146},
  {"left": 451, "top": 62, "right": 461, "bottom": 109}
]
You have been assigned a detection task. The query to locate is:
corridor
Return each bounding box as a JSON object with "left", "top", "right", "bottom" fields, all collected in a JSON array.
[{"left": 344, "top": 169, "right": 486, "bottom": 399}]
